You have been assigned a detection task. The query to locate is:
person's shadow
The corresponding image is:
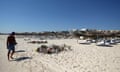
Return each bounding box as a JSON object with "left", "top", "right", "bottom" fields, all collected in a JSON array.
[
  {"left": 10, "top": 50, "right": 32, "bottom": 62},
  {"left": 13, "top": 56, "right": 32, "bottom": 62},
  {"left": 15, "top": 50, "right": 26, "bottom": 53}
]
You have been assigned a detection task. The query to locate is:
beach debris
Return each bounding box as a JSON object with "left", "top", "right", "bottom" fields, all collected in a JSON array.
[
  {"left": 24, "top": 38, "right": 31, "bottom": 41},
  {"left": 36, "top": 44, "right": 72, "bottom": 54},
  {"left": 28, "top": 40, "right": 47, "bottom": 44}
]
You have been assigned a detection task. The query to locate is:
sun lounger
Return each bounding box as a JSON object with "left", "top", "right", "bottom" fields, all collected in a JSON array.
[
  {"left": 77, "top": 40, "right": 91, "bottom": 44},
  {"left": 96, "top": 40, "right": 111, "bottom": 46}
]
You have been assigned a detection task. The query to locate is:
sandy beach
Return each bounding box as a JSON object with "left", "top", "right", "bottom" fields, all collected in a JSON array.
[{"left": 0, "top": 35, "right": 120, "bottom": 72}]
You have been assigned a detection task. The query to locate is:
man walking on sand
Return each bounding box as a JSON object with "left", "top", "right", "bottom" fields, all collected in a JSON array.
[{"left": 7, "top": 32, "right": 17, "bottom": 60}]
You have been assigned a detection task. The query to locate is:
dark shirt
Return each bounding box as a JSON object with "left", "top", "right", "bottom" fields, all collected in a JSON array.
[{"left": 7, "top": 35, "right": 16, "bottom": 45}]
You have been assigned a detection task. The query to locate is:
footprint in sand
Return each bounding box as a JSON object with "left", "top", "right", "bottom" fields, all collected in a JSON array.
[
  {"left": 113, "top": 57, "right": 120, "bottom": 71},
  {"left": 113, "top": 57, "right": 120, "bottom": 63}
]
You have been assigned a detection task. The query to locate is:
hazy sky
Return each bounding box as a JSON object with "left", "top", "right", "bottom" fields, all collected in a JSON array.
[{"left": 0, "top": 0, "right": 120, "bottom": 32}]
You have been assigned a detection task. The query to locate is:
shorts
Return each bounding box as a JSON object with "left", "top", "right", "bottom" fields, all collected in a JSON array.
[{"left": 7, "top": 44, "right": 15, "bottom": 51}]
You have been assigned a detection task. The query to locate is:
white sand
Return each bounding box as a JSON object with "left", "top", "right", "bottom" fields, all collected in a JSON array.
[{"left": 0, "top": 35, "right": 120, "bottom": 72}]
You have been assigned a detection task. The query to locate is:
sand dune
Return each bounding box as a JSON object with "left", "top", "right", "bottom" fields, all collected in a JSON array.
[{"left": 0, "top": 35, "right": 120, "bottom": 72}]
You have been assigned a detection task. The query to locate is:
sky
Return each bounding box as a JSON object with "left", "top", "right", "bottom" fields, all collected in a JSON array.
[{"left": 0, "top": 0, "right": 120, "bottom": 33}]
